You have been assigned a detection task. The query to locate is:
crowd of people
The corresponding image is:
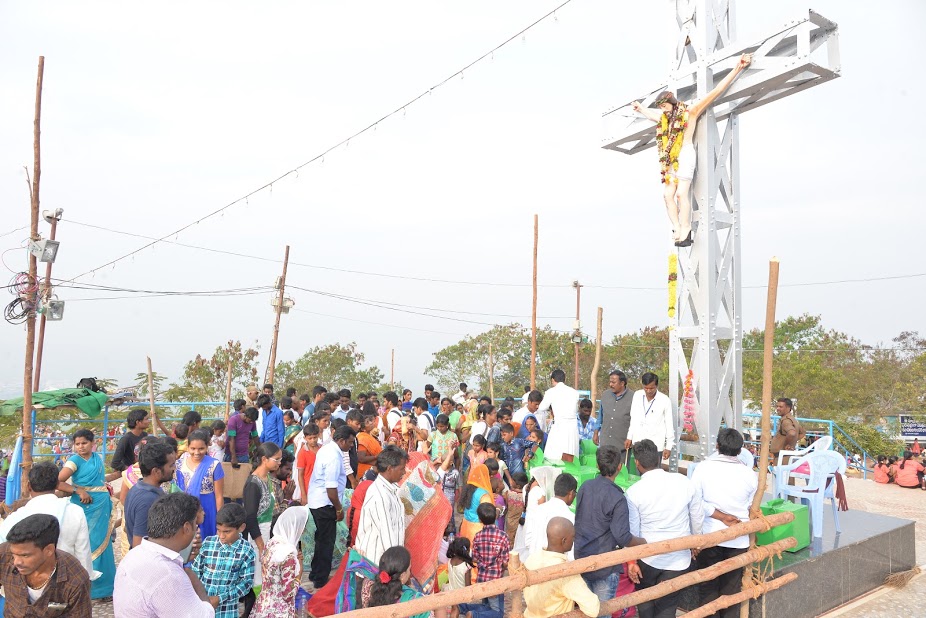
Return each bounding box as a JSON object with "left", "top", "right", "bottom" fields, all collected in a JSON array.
[{"left": 0, "top": 371, "right": 857, "bottom": 618}]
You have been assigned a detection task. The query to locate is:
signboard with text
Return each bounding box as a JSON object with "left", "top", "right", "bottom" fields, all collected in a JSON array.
[{"left": 900, "top": 415, "right": 926, "bottom": 438}]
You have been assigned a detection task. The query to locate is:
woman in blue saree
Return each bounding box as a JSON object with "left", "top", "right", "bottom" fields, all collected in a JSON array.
[
  {"left": 175, "top": 429, "right": 224, "bottom": 538},
  {"left": 58, "top": 428, "right": 120, "bottom": 599}
]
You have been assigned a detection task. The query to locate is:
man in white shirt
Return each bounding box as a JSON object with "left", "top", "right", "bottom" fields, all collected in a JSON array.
[
  {"left": 356, "top": 446, "right": 408, "bottom": 564},
  {"left": 537, "top": 369, "right": 580, "bottom": 463},
  {"left": 525, "top": 473, "right": 577, "bottom": 560},
  {"left": 114, "top": 493, "right": 216, "bottom": 617},
  {"left": 383, "top": 391, "right": 404, "bottom": 437},
  {"left": 690, "top": 428, "right": 758, "bottom": 618},
  {"left": 306, "top": 425, "right": 356, "bottom": 589},
  {"left": 413, "top": 397, "right": 435, "bottom": 433},
  {"left": 452, "top": 383, "right": 468, "bottom": 406},
  {"left": 0, "top": 461, "right": 97, "bottom": 580},
  {"left": 626, "top": 372, "right": 675, "bottom": 461},
  {"left": 626, "top": 439, "right": 703, "bottom": 618},
  {"left": 513, "top": 389, "right": 542, "bottom": 425}
]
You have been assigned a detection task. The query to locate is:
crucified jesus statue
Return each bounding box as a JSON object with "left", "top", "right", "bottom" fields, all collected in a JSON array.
[{"left": 632, "top": 53, "right": 752, "bottom": 246}]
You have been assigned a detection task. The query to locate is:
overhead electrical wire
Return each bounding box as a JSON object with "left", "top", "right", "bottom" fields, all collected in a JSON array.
[
  {"left": 64, "top": 219, "right": 926, "bottom": 292},
  {"left": 57, "top": 0, "right": 578, "bottom": 285}
]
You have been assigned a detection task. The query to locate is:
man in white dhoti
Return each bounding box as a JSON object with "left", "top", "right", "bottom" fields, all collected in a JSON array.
[
  {"left": 625, "top": 372, "right": 675, "bottom": 461},
  {"left": 538, "top": 369, "right": 580, "bottom": 463}
]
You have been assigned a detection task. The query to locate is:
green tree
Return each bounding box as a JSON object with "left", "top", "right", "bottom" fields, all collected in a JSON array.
[
  {"left": 134, "top": 372, "right": 168, "bottom": 398},
  {"left": 165, "top": 340, "right": 261, "bottom": 402},
  {"left": 273, "top": 343, "right": 384, "bottom": 395}
]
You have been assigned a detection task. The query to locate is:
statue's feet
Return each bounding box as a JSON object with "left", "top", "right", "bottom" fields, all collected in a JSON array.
[{"left": 671, "top": 228, "right": 681, "bottom": 242}]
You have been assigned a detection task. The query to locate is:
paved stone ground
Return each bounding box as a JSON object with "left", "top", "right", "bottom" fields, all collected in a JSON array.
[
  {"left": 819, "top": 477, "right": 925, "bottom": 617},
  {"left": 92, "top": 477, "right": 923, "bottom": 617}
]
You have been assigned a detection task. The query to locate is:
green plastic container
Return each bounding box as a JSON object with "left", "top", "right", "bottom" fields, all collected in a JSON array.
[
  {"left": 579, "top": 439, "right": 598, "bottom": 466},
  {"left": 755, "top": 498, "right": 810, "bottom": 553},
  {"left": 615, "top": 467, "right": 641, "bottom": 491}
]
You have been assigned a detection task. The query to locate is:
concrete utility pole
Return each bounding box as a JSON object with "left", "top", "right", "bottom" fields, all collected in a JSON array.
[
  {"left": 601, "top": 3, "right": 839, "bottom": 464},
  {"left": 266, "top": 245, "right": 291, "bottom": 386}
]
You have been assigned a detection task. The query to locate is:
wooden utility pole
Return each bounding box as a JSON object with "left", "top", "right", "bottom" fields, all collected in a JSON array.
[
  {"left": 488, "top": 342, "right": 495, "bottom": 402},
  {"left": 265, "top": 245, "right": 290, "bottom": 386},
  {"left": 21, "top": 57, "right": 44, "bottom": 489},
  {"left": 740, "top": 257, "right": 780, "bottom": 618},
  {"left": 590, "top": 307, "right": 603, "bottom": 410},
  {"left": 391, "top": 349, "right": 395, "bottom": 390},
  {"left": 146, "top": 355, "right": 157, "bottom": 417},
  {"left": 530, "top": 215, "right": 538, "bottom": 390},
  {"left": 33, "top": 209, "right": 62, "bottom": 392},
  {"left": 224, "top": 360, "right": 233, "bottom": 422},
  {"left": 572, "top": 280, "right": 582, "bottom": 388}
]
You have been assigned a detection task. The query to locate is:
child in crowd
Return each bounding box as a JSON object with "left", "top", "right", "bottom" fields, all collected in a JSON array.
[
  {"left": 366, "top": 546, "right": 429, "bottom": 617},
  {"left": 459, "top": 503, "right": 510, "bottom": 618},
  {"left": 529, "top": 428, "right": 546, "bottom": 453},
  {"left": 432, "top": 447, "right": 460, "bottom": 508},
  {"left": 173, "top": 422, "right": 189, "bottom": 455},
  {"left": 504, "top": 472, "right": 528, "bottom": 548},
  {"left": 429, "top": 415, "right": 460, "bottom": 466},
  {"left": 499, "top": 424, "right": 532, "bottom": 478},
  {"left": 491, "top": 476, "right": 507, "bottom": 533},
  {"left": 162, "top": 437, "right": 180, "bottom": 493},
  {"left": 873, "top": 455, "right": 890, "bottom": 484},
  {"left": 887, "top": 456, "right": 899, "bottom": 482},
  {"left": 315, "top": 411, "right": 333, "bottom": 445},
  {"left": 191, "top": 503, "right": 257, "bottom": 618},
  {"left": 208, "top": 420, "right": 226, "bottom": 461},
  {"left": 467, "top": 435, "right": 489, "bottom": 475},
  {"left": 445, "top": 537, "right": 474, "bottom": 618},
  {"left": 282, "top": 411, "right": 301, "bottom": 455},
  {"left": 296, "top": 423, "right": 321, "bottom": 504},
  {"left": 486, "top": 442, "right": 512, "bottom": 487}
]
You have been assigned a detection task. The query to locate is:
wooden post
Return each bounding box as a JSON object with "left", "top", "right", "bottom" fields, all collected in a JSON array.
[
  {"left": 33, "top": 212, "right": 61, "bottom": 392},
  {"left": 266, "top": 245, "right": 290, "bottom": 385},
  {"left": 224, "top": 360, "right": 233, "bottom": 422},
  {"left": 557, "top": 538, "right": 796, "bottom": 618},
  {"left": 508, "top": 551, "right": 524, "bottom": 618},
  {"left": 530, "top": 214, "right": 538, "bottom": 390},
  {"left": 21, "top": 56, "right": 44, "bottom": 489},
  {"left": 488, "top": 342, "right": 495, "bottom": 403},
  {"left": 740, "top": 257, "right": 780, "bottom": 618},
  {"left": 684, "top": 573, "right": 797, "bottom": 618},
  {"left": 330, "top": 512, "right": 796, "bottom": 618},
  {"left": 146, "top": 356, "right": 157, "bottom": 425},
  {"left": 590, "top": 307, "right": 603, "bottom": 413}
]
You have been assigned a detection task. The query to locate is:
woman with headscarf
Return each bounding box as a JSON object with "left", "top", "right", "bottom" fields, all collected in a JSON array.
[
  {"left": 252, "top": 505, "right": 309, "bottom": 617},
  {"left": 513, "top": 466, "right": 561, "bottom": 562},
  {"left": 458, "top": 463, "right": 494, "bottom": 543}
]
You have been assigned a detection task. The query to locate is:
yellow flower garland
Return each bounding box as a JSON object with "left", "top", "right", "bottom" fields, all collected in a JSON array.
[{"left": 668, "top": 254, "right": 678, "bottom": 318}]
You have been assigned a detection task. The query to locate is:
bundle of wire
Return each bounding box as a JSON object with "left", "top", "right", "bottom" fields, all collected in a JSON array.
[{"left": 5, "top": 273, "right": 37, "bottom": 324}]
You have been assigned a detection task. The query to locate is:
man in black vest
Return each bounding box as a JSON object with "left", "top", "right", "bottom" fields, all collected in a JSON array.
[{"left": 598, "top": 370, "right": 634, "bottom": 451}]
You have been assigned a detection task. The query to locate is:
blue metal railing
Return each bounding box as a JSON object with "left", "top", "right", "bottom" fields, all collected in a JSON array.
[
  {"left": 30, "top": 401, "right": 227, "bottom": 462},
  {"left": 741, "top": 413, "right": 871, "bottom": 479}
]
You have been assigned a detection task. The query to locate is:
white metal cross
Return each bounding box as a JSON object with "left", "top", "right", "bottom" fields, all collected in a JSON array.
[{"left": 602, "top": 1, "right": 840, "bottom": 463}]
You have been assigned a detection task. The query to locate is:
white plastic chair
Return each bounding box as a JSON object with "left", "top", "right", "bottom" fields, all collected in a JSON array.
[
  {"left": 776, "top": 450, "right": 846, "bottom": 538},
  {"left": 772, "top": 436, "right": 832, "bottom": 495}
]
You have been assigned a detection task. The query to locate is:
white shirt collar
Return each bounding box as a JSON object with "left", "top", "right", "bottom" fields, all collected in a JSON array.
[{"left": 141, "top": 539, "right": 183, "bottom": 564}]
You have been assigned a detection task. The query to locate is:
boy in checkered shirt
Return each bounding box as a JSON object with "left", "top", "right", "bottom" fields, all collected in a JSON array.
[
  {"left": 459, "top": 502, "right": 510, "bottom": 618},
  {"left": 190, "top": 503, "right": 257, "bottom": 618}
]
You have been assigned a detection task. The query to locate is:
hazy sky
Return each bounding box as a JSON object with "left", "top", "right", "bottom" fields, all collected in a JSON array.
[{"left": 1, "top": 0, "right": 922, "bottom": 400}]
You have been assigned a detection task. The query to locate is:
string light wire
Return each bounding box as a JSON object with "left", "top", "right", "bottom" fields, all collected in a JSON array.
[{"left": 58, "top": 0, "right": 577, "bottom": 284}]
